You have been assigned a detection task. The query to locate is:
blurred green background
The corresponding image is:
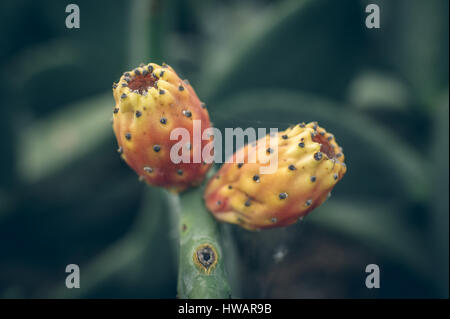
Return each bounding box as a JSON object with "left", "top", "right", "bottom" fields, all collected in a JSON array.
[{"left": 0, "top": 0, "right": 448, "bottom": 298}]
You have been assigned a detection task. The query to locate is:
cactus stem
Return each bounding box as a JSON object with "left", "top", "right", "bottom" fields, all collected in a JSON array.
[{"left": 168, "top": 186, "right": 231, "bottom": 299}]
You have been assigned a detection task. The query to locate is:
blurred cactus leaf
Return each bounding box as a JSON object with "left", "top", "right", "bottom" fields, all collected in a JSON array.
[
  {"left": 46, "top": 187, "right": 175, "bottom": 298},
  {"left": 308, "top": 199, "right": 431, "bottom": 279},
  {"left": 199, "top": 0, "right": 366, "bottom": 103},
  {"left": 17, "top": 93, "right": 113, "bottom": 183},
  {"left": 128, "top": 0, "right": 153, "bottom": 65},
  {"left": 4, "top": 39, "right": 80, "bottom": 90},
  {"left": 429, "top": 91, "right": 449, "bottom": 296},
  {"left": 347, "top": 71, "right": 410, "bottom": 110},
  {"left": 370, "top": 0, "right": 449, "bottom": 107},
  {"left": 211, "top": 90, "right": 428, "bottom": 199}
]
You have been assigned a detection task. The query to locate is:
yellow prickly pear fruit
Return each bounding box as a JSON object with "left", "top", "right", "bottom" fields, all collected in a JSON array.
[
  {"left": 204, "top": 122, "right": 347, "bottom": 230},
  {"left": 112, "top": 63, "right": 212, "bottom": 192}
]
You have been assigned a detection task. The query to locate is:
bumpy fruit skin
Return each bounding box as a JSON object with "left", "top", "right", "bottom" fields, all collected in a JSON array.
[
  {"left": 204, "top": 122, "right": 347, "bottom": 230},
  {"left": 112, "top": 63, "right": 212, "bottom": 192}
]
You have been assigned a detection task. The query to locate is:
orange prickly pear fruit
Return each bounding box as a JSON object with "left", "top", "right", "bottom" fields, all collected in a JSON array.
[
  {"left": 204, "top": 122, "right": 347, "bottom": 230},
  {"left": 112, "top": 62, "right": 212, "bottom": 192}
]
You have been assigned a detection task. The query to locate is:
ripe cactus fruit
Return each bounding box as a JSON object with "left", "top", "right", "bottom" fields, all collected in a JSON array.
[
  {"left": 204, "top": 122, "right": 347, "bottom": 230},
  {"left": 112, "top": 63, "right": 212, "bottom": 192}
]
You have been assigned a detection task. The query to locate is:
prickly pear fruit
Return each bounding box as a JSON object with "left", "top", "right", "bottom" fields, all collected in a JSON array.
[
  {"left": 204, "top": 122, "right": 347, "bottom": 230},
  {"left": 112, "top": 63, "right": 212, "bottom": 192}
]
